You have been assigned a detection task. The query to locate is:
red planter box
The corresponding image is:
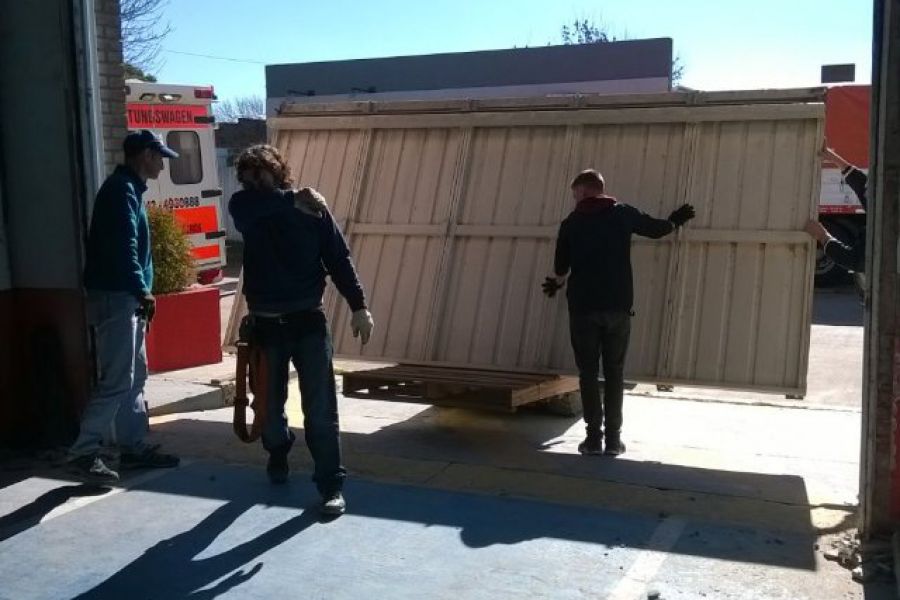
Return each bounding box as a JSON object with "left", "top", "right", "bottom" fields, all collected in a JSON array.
[{"left": 146, "top": 286, "right": 222, "bottom": 373}]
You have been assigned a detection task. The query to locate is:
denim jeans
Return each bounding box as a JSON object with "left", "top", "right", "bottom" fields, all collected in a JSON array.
[
  {"left": 569, "top": 310, "right": 631, "bottom": 439},
  {"left": 70, "top": 291, "right": 149, "bottom": 458},
  {"left": 254, "top": 310, "right": 346, "bottom": 495}
]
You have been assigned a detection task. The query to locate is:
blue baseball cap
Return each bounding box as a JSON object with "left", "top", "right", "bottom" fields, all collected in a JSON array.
[{"left": 123, "top": 130, "right": 179, "bottom": 159}]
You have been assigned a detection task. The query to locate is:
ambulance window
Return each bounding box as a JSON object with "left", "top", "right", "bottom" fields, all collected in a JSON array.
[{"left": 166, "top": 131, "right": 203, "bottom": 184}]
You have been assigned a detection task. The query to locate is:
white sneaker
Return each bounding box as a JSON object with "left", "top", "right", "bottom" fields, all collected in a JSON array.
[{"left": 321, "top": 492, "right": 346, "bottom": 516}]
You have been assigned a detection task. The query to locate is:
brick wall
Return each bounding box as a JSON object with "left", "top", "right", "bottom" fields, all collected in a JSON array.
[{"left": 94, "top": 0, "right": 127, "bottom": 174}]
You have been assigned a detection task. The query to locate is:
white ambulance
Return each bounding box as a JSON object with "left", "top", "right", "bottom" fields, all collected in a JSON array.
[{"left": 125, "top": 80, "right": 226, "bottom": 283}]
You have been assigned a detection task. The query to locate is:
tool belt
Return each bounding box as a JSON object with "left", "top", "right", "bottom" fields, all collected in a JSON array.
[{"left": 233, "top": 316, "right": 268, "bottom": 443}]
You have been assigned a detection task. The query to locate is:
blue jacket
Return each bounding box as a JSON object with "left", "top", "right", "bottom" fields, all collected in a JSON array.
[
  {"left": 83, "top": 165, "right": 153, "bottom": 297},
  {"left": 229, "top": 188, "right": 367, "bottom": 313}
]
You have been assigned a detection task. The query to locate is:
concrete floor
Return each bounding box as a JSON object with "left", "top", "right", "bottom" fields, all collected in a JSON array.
[
  {"left": 0, "top": 463, "right": 869, "bottom": 600},
  {"left": 1, "top": 287, "right": 891, "bottom": 599},
  {"left": 0, "top": 392, "right": 888, "bottom": 597}
]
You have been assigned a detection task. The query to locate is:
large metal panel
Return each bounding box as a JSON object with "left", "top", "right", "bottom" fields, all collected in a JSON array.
[
  {"left": 255, "top": 91, "right": 822, "bottom": 394},
  {"left": 432, "top": 126, "right": 573, "bottom": 370},
  {"left": 546, "top": 122, "right": 687, "bottom": 379},
  {"left": 331, "top": 128, "right": 467, "bottom": 361},
  {"left": 658, "top": 120, "right": 820, "bottom": 392},
  {"left": 275, "top": 128, "right": 369, "bottom": 223}
]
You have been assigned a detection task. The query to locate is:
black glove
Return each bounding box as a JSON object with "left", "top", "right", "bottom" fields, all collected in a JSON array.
[
  {"left": 542, "top": 277, "right": 564, "bottom": 298},
  {"left": 136, "top": 293, "right": 156, "bottom": 323},
  {"left": 668, "top": 204, "right": 696, "bottom": 228}
]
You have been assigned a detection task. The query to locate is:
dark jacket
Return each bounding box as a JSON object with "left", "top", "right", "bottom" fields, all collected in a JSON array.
[
  {"left": 83, "top": 165, "right": 153, "bottom": 297},
  {"left": 823, "top": 167, "right": 867, "bottom": 273},
  {"left": 229, "top": 188, "right": 366, "bottom": 313},
  {"left": 554, "top": 196, "right": 675, "bottom": 313}
]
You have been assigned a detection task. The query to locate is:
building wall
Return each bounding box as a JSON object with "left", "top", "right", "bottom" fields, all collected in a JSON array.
[
  {"left": 215, "top": 118, "right": 267, "bottom": 159},
  {"left": 266, "top": 39, "right": 673, "bottom": 99},
  {"left": 217, "top": 149, "right": 243, "bottom": 242},
  {"left": 1, "top": 3, "right": 85, "bottom": 289},
  {"left": 95, "top": 0, "right": 127, "bottom": 174},
  {"left": 861, "top": 0, "right": 900, "bottom": 537},
  {"left": 215, "top": 119, "right": 266, "bottom": 242},
  {"left": 0, "top": 1, "right": 112, "bottom": 446}
]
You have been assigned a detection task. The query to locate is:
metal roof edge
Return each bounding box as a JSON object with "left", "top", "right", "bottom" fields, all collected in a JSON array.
[{"left": 273, "top": 88, "right": 828, "bottom": 117}]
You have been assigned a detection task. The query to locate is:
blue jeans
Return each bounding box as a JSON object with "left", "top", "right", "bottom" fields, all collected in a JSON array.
[
  {"left": 70, "top": 291, "right": 149, "bottom": 458},
  {"left": 254, "top": 310, "right": 345, "bottom": 494}
]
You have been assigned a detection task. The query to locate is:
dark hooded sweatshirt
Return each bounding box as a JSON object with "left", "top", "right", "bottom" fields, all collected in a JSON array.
[
  {"left": 554, "top": 196, "right": 675, "bottom": 314},
  {"left": 229, "top": 188, "right": 366, "bottom": 314}
]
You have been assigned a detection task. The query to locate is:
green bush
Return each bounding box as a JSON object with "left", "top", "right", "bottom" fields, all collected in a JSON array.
[{"left": 147, "top": 206, "right": 193, "bottom": 294}]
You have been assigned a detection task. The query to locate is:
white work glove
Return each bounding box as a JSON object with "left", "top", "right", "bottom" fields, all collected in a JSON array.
[
  {"left": 351, "top": 309, "right": 374, "bottom": 345},
  {"left": 294, "top": 186, "right": 328, "bottom": 217}
]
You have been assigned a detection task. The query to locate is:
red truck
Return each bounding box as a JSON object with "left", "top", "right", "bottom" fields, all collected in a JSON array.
[{"left": 816, "top": 84, "right": 870, "bottom": 286}]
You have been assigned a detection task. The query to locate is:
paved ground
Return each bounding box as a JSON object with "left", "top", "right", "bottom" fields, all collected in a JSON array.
[
  {"left": 0, "top": 462, "right": 879, "bottom": 600},
  {"left": 0, "top": 385, "right": 889, "bottom": 599},
  {"left": 1, "top": 282, "right": 888, "bottom": 599}
]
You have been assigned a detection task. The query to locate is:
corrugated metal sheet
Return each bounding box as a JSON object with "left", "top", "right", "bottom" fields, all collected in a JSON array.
[{"left": 237, "top": 91, "right": 822, "bottom": 394}]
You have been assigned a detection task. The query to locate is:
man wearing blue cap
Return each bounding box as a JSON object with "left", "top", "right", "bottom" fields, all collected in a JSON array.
[{"left": 68, "top": 130, "right": 182, "bottom": 483}]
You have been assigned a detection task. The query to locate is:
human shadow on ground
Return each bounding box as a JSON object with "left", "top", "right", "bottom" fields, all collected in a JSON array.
[
  {"left": 0, "top": 483, "right": 110, "bottom": 542},
  {"left": 72, "top": 499, "right": 317, "bottom": 600},
  {"left": 136, "top": 416, "right": 825, "bottom": 571},
  {"left": 3, "top": 395, "right": 846, "bottom": 590}
]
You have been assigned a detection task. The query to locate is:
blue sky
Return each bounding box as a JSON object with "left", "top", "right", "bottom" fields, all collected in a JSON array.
[{"left": 155, "top": 0, "right": 873, "bottom": 102}]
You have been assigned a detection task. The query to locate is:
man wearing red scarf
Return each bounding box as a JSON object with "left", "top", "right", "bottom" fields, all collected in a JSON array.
[{"left": 543, "top": 169, "right": 695, "bottom": 457}]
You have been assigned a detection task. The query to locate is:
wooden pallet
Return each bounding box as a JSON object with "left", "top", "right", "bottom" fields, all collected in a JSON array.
[{"left": 342, "top": 364, "right": 580, "bottom": 413}]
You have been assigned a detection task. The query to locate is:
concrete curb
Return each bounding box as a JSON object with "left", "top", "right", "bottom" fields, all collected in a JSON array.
[
  {"left": 146, "top": 380, "right": 225, "bottom": 417},
  {"left": 146, "top": 364, "right": 301, "bottom": 416},
  {"left": 629, "top": 390, "right": 863, "bottom": 414}
]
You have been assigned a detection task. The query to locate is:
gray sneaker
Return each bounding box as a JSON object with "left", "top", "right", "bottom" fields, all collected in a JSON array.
[
  {"left": 321, "top": 492, "right": 346, "bottom": 516},
  {"left": 68, "top": 455, "right": 120, "bottom": 484}
]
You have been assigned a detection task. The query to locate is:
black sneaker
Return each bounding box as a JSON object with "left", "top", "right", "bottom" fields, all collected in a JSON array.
[
  {"left": 320, "top": 491, "right": 346, "bottom": 516},
  {"left": 578, "top": 434, "right": 603, "bottom": 456},
  {"left": 267, "top": 451, "right": 289, "bottom": 484},
  {"left": 68, "top": 455, "right": 120, "bottom": 484},
  {"left": 120, "top": 448, "right": 180, "bottom": 469},
  {"left": 604, "top": 438, "right": 626, "bottom": 456}
]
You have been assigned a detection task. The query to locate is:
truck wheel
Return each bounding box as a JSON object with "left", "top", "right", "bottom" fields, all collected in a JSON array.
[
  {"left": 815, "top": 248, "right": 850, "bottom": 287},
  {"left": 814, "top": 219, "right": 856, "bottom": 287}
]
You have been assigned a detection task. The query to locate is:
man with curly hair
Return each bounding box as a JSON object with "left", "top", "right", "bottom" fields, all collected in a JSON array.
[{"left": 229, "top": 144, "right": 373, "bottom": 516}]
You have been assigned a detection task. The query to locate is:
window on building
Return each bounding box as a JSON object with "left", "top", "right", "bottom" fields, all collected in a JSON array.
[{"left": 166, "top": 131, "right": 203, "bottom": 184}]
